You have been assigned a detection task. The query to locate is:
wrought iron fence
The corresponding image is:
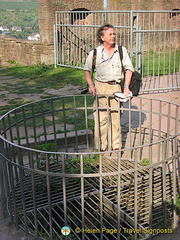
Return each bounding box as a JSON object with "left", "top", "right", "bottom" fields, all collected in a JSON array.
[
  {"left": 54, "top": 10, "right": 180, "bottom": 92},
  {"left": 0, "top": 95, "right": 179, "bottom": 239}
]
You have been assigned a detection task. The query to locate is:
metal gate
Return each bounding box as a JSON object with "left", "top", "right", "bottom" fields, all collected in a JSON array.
[{"left": 54, "top": 10, "right": 180, "bottom": 92}]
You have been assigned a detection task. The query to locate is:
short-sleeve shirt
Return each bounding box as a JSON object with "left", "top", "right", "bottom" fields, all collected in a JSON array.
[{"left": 83, "top": 44, "right": 134, "bottom": 83}]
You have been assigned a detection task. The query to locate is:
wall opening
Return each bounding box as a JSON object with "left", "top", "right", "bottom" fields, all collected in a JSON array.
[{"left": 71, "top": 8, "right": 90, "bottom": 24}]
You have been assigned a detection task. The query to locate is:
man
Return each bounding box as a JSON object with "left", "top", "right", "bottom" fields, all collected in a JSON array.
[{"left": 84, "top": 24, "right": 134, "bottom": 151}]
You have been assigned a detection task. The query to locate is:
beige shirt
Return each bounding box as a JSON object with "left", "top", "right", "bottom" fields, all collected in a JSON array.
[{"left": 84, "top": 44, "right": 134, "bottom": 83}]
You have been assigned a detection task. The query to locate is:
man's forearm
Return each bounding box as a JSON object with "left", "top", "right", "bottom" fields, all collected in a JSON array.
[
  {"left": 84, "top": 71, "right": 93, "bottom": 86},
  {"left": 84, "top": 70, "right": 96, "bottom": 96},
  {"left": 123, "top": 70, "right": 133, "bottom": 97},
  {"left": 124, "top": 69, "right": 133, "bottom": 86}
]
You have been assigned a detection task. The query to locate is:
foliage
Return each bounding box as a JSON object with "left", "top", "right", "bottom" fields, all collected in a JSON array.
[
  {"left": 33, "top": 142, "right": 99, "bottom": 174},
  {"left": 34, "top": 143, "right": 59, "bottom": 169},
  {"left": 0, "top": 1, "right": 37, "bottom": 10},
  {"left": 0, "top": 5, "right": 38, "bottom": 39},
  {"left": 65, "top": 154, "right": 99, "bottom": 174},
  {"left": 34, "top": 143, "right": 58, "bottom": 152},
  {"left": 141, "top": 158, "right": 149, "bottom": 166},
  {"left": 167, "top": 193, "right": 180, "bottom": 215}
]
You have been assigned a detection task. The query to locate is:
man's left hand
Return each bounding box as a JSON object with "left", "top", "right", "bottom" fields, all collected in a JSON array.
[{"left": 123, "top": 87, "right": 130, "bottom": 97}]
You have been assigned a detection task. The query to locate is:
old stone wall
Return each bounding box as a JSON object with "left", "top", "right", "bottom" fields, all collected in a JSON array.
[
  {"left": 0, "top": 0, "right": 179, "bottom": 66},
  {"left": 0, "top": 38, "right": 53, "bottom": 65},
  {"left": 38, "top": 0, "right": 103, "bottom": 44},
  {"left": 108, "top": 0, "right": 178, "bottom": 11}
]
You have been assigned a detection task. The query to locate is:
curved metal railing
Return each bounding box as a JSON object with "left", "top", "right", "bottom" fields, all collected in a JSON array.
[{"left": 0, "top": 95, "right": 179, "bottom": 240}]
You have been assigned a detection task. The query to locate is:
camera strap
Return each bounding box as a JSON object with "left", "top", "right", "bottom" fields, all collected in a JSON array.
[{"left": 91, "top": 48, "right": 97, "bottom": 78}]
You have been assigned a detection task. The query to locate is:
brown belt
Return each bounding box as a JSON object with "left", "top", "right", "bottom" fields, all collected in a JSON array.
[{"left": 107, "top": 81, "right": 118, "bottom": 85}]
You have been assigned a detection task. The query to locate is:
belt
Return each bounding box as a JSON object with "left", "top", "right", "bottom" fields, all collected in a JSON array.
[{"left": 107, "top": 81, "right": 118, "bottom": 85}]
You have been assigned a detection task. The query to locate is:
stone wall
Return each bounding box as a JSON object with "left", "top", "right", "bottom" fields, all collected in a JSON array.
[
  {"left": 0, "top": 37, "right": 53, "bottom": 66},
  {"left": 38, "top": 0, "right": 103, "bottom": 44},
  {"left": 0, "top": 0, "right": 179, "bottom": 66},
  {"left": 108, "top": 0, "right": 178, "bottom": 11}
]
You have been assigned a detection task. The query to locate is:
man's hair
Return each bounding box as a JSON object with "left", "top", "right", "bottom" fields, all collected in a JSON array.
[{"left": 96, "top": 24, "right": 114, "bottom": 43}]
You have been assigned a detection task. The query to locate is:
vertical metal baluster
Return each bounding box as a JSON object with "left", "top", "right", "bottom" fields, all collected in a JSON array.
[
  {"left": 51, "top": 99, "right": 57, "bottom": 146},
  {"left": 62, "top": 154, "right": 67, "bottom": 227},
  {"left": 173, "top": 137, "right": 177, "bottom": 230},
  {"left": 84, "top": 95, "right": 90, "bottom": 152},
  {"left": 162, "top": 142, "right": 167, "bottom": 228},
  {"left": 117, "top": 146, "right": 121, "bottom": 240},
  {"left": 158, "top": 101, "right": 162, "bottom": 163},
  {"left": 0, "top": 137, "right": 7, "bottom": 219},
  {"left": 19, "top": 158, "right": 28, "bottom": 236},
  {"left": 30, "top": 151, "right": 39, "bottom": 239},
  {"left": 62, "top": 97, "right": 68, "bottom": 152},
  {"left": 73, "top": 96, "right": 79, "bottom": 153},
  {"left": 134, "top": 149, "right": 138, "bottom": 240},
  {"left": 148, "top": 99, "right": 153, "bottom": 230},
  {"left": 41, "top": 101, "right": 47, "bottom": 143},
  {"left": 80, "top": 154, "right": 85, "bottom": 240},
  {"left": 139, "top": 98, "right": 142, "bottom": 160},
  {"left": 99, "top": 153, "right": 103, "bottom": 240},
  {"left": 46, "top": 152, "right": 53, "bottom": 239}
]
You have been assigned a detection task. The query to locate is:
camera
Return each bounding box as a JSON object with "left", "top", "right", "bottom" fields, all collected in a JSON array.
[{"left": 79, "top": 85, "right": 89, "bottom": 94}]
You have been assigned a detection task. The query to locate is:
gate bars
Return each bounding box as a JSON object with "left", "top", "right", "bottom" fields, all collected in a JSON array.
[{"left": 54, "top": 10, "right": 180, "bottom": 92}]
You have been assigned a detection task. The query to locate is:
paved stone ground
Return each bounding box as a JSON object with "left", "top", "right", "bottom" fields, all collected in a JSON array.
[{"left": 0, "top": 74, "right": 180, "bottom": 239}]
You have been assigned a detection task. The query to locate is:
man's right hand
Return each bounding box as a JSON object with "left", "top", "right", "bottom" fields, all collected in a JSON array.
[{"left": 89, "top": 84, "right": 96, "bottom": 96}]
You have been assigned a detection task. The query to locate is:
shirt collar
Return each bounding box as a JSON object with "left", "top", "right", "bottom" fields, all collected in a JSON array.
[
  {"left": 101, "top": 44, "right": 118, "bottom": 62},
  {"left": 101, "top": 44, "right": 118, "bottom": 52}
]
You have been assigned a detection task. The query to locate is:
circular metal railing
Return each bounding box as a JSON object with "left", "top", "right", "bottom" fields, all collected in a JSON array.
[{"left": 0, "top": 95, "right": 179, "bottom": 240}]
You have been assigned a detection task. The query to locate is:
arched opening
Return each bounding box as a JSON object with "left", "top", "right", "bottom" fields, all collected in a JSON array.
[
  {"left": 170, "top": 9, "right": 180, "bottom": 18},
  {"left": 70, "top": 8, "right": 90, "bottom": 24},
  {"left": 133, "top": 16, "right": 137, "bottom": 26}
]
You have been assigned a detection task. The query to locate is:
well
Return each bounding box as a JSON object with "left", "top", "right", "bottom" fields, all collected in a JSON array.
[{"left": 0, "top": 94, "right": 179, "bottom": 240}]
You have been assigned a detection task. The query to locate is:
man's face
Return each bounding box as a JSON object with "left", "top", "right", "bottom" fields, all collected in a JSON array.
[{"left": 101, "top": 27, "right": 115, "bottom": 46}]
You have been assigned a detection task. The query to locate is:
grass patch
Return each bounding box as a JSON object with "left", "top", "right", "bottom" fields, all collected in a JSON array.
[
  {"left": 141, "top": 50, "right": 180, "bottom": 76},
  {"left": 0, "top": 62, "right": 87, "bottom": 114},
  {"left": 0, "top": 62, "right": 85, "bottom": 90},
  {"left": 0, "top": 99, "right": 28, "bottom": 116}
]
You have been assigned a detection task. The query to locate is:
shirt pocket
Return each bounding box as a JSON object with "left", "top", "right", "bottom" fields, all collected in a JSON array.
[
  {"left": 112, "top": 60, "right": 122, "bottom": 78},
  {"left": 96, "top": 62, "right": 109, "bottom": 79}
]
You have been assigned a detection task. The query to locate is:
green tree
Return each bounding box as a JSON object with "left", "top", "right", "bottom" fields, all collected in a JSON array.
[{"left": 0, "top": 7, "right": 39, "bottom": 39}]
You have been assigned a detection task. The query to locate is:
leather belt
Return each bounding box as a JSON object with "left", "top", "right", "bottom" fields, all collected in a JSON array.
[{"left": 107, "top": 81, "right": 118, "bottom": 85}]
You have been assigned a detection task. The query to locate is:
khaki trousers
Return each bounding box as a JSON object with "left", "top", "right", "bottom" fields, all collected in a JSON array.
[{"left": 94, "top": 80, "right": 122, "bottom": 151}]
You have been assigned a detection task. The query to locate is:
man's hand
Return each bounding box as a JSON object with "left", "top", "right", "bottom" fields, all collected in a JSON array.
[
  {"left": 89, "top": 84, "right": 96, "bottom": 96},
  {"left": 84, "top": 70, "right": 96, "bottom": 96},
  {"left": 123, "top": 87, "right": 130, "bottom": 97}
]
